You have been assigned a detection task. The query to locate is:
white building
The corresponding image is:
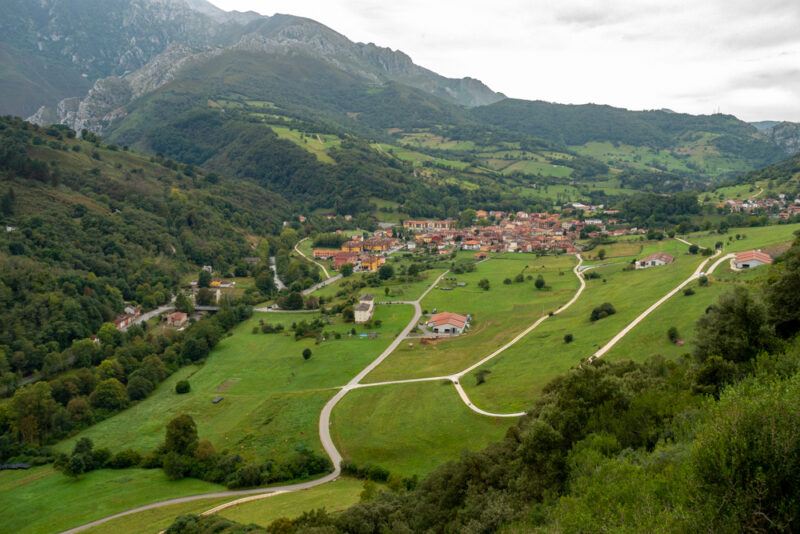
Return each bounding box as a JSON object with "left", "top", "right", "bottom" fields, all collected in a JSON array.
[{"left": 354, "top": 294, "right": 375, "bottom": 324}]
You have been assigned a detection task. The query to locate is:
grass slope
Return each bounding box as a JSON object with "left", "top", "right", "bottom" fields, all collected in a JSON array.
[
  {"left": 0, "top": 467, "right": 222, "bottom": 534},
  {"left": 364, "top": 255, "right": 579, "bottom": 382},
  {"left": 332, "top": 382, "right": 511, "bottom": 477}
]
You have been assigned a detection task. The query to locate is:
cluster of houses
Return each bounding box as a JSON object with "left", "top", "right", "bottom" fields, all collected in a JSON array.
[
  {"left": 112, "top": 305, "right": 142, "bottom": 330},
  {"left": 314, "top": 234, "right": 400, "bottom": 272},
  {"left": 719, "top": 196, "right": 800, "bottom": 219},
  {"left": 403, "top": 214, "right": 579, "bottom": 254}
]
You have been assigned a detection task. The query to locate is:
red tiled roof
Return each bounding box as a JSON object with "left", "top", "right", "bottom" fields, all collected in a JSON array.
[
  {"left": 736, "top": 250, "right": 772, "bottom": 264},
  {"left": 428, "top": 312, "right": 468, "bottom": 329}
]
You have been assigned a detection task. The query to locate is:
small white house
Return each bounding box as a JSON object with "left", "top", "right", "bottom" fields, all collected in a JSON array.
[
  {"left": 637, "top": 252, "right": 675, "bottom": 269},
  {"left": 354, "top": 294, "right": 375, "bottom": 324}
]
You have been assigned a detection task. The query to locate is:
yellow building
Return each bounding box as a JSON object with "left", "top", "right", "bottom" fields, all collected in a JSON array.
[{"left": 341, "top": 241, "right": 363, "bottom": 253}]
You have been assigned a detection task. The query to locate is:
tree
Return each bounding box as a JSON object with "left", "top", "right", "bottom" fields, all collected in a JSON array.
[
  {"left": 175, "top": 380, "right": 191, "bottom": 394},
  {"left": 340, "top": 263, "right": 354, "bottom": 277},
  {"left": 64, "top": 455, "right": 86, "bottom": 479},
  {"left": 255, "top": 271, "right": 276, "bottom": 296},
  {"left": 165, "top": 414, "right": 198, "bottom": 456},
  {"left": 459, "top": 209, "right": 476, "bottom": 228},
  {"left": 196, "top": 288, "right": 214, "bottom": 306},
  {"left": 689, "top": 244, "right": 700, "bottom": 254},
  {"left": 198, "top": 270, "right": 212, "bottom": 288},
  {"left": 764, "top": 240, "right": 800, "bottom": 338},
  {"left": 175, "top": 293, "right": 194, "bottom": 314},
  {"left": 535, "top": 275, "right": 545, "bottom": 289},
  {"left": 126, "top": 375, "right": 153, "bottom": 401},
  {"left": 694, "top": 287, "right": 775, "bottom": 363},
  {"left": 9, "top": 382, "right": 57, "bottom": 444},
  {"left": 514, "top": 273, "right": 525, "bottom": 283},
  {"left": 667, "top": 326, "right": 679, "bottom": 344},
  {"left": 378, "top": 264, "right": 394, "bottom": 280},
  {"left": 181, "top": 336, "right": 209, "bottom": 362},
  {"left": 89, "top": 379, "right": 128, "bottom": 410},
  {"left": 97, "top": 323, "right": 121, "bottom": 347},
  {"left": 0, "top": 187, "right": 15, "bottom": 216},
  {"left": 590, "top": 302, "right": 616, "bottom": 321},
  {"left": 281, "top": 292, "right": 304, "bottom": 310},
  {"left": 564, "top": 334, "right": 574, "bottom": 344},
  {"left": 503, "top": 278, "right": 512, "bottom": 285},
  {"left": 478, "top": 279, "right": 490, "bottom": 291},
  {"left": 597, "top": 249, "right": 606, "bottom": 260},
  {"left": 302, "top": 348, "right": 312, "bottom": 360}
]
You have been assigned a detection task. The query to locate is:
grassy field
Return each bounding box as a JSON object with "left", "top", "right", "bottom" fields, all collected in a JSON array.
[
  {"left": 332, "top": 382, "right": 512, "bottom": 477},
  {"left": 685, "top": 223, "right": 800, "bottom": 253},
  {"left": 0, "top": 466, "right": 223, "bottom": 534},
  {"left": 461, "top": 248, "right": 702, "bottom": 413},
  {"left": 602, "top": 278, "right": 730, "bottom": 363},
  {"left": 501, "top": 160, "right": 573, "bottom": 178},
  {"left": 58, "top": 306, "right": 414, "bottom": 461},
  {"left": 270, "top": 126, "right": 340, "bottom": 164},
  {"left": 219, "top": 477, "right": 364, "bottom": 526},
  {"left": 83, "top": 497, "right": 232, "bottom": 534},
  {"left": 364, "top": 255, "right": 580, "bottom": 382}
]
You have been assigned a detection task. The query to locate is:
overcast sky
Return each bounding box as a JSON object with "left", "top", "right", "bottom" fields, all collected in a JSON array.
[{"left": 208, "top": 0, "right": 800, "bottom": 122}]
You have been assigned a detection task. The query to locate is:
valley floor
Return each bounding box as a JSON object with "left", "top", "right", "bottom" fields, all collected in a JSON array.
[{"left": 4, "top": 225, "right": 798, "bottom": 534}]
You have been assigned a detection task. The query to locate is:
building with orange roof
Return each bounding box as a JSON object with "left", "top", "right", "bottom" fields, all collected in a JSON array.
[
  {"left": 735, "top": 250, "right": 772, "bottom": 269},
  {"left": 427, "top": 312, "right": 470, "bottom": 335}
]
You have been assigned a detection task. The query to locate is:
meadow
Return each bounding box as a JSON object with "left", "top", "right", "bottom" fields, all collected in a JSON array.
[
  {"left": 460, "top": 244, "right": 701, "bottom": 413},
  {"left": 58, "top": 306, "right": 414, "bottom": 461},
  {"left": 0, "top": 466, "right": 222, "bottom": 534},
  {"left": 685, "top": 223, "right": 800, "bottom": 253},
  {"left": 364, "top": 255, "right": 580, "bottom": 382},
  {"left": 332, "top": 382, "right": 512, "bottom": 477},
  {"left": 219, "top": 478, "right": 365, "bottom": 526}
]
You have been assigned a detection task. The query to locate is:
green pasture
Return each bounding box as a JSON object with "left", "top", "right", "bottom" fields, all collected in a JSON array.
[
  {"left": 269, "top": 126, "right": 339, "bottom": 164},
  {"left": 501, "top": 160, "right": 573, "bottom": 178},
  {"left": 332, "top": 382, "right": 512, "bottom": 477},
  {"left": 685, "top": 223, "right": 800, "bottom": 253},
  {"left": 58, "top": 306, "right": 414, "bottom": 460},
  {"left": 364, "top": 255, "right": 580, "bottom": 382},
  {"left": 219, "top": 477, "right": 364, "bottom": 526},
  {"left": 461, "top": 253, "right": 705, "bottom": 413},
  {"left": 84, "top": 497, "right": 232, "bottom": 534},
  {"left": 0, "top": 466, "right": 222, "bottom": 534}
]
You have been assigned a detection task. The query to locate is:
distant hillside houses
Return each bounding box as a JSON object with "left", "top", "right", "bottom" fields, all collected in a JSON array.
[
  {"left": 403, "top": 219, "right": 455, "bottom": 232},
  {"left": 719, "top": 196, "right": 800, "bottom": 218},
  {"left": 312, "top": 234, "right": 396, "bottom": 272}
]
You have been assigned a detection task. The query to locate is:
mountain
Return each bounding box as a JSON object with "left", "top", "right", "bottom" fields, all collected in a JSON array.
[
  {"left": 750, "top": 120, "right": 781, "bottom": 132},
  {"left": 761, "top": 121, "right": 800, "bottom": 156},
  {"left": 0, "top": 0, "right": 502, "bottom": 119}
]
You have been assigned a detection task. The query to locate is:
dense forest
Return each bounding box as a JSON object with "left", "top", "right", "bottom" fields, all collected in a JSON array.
[
  {"left": 164, "top": 236, "right": 800, "bottom": 534},
  {"left": 0, "top": 116, "right": 285, "bottom": 380}
]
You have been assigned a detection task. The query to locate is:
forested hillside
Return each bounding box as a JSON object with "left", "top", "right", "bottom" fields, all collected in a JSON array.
[{"left": 0, "top": 115, "right": 286, "bottom": 377}]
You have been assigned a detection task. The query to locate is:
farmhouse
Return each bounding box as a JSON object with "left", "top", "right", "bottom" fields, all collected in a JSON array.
[
  {"left": 637, "top": 252, "right": 675, "bottom": 269},
  {"left": 355, "top": 294, "right": 375, "bottom": 324},
  {"left": 427, "top": 312, "right": 470, "bottom": 335},
  {"left": 165, "top": 312, "right": 189, "bottom": 328},
  {"left": 736, "top": 250, "right": 772, "bottom": 269}
]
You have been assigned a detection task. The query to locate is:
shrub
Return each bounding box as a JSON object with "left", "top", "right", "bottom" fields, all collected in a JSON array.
[
  {"left": 590, "top": 302, "right": 616, "bottom": 322},
  {"left": 107, "top": 449, "right": 142, "bottom": 469},
  {"left": 175, "top": 380, "right": 191, "bottom": 394},
  {"left": 302, "top": 348, "right": 312, "bottom": 360},
  {"left": 667, "top": 326, "right": 679, "bottom": 343},
  {"left": 684, "top": 287, "right": 696, "bottom": 296},
  {"left": 564, "top": 334, "right": 574, "bottom": 344}
]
